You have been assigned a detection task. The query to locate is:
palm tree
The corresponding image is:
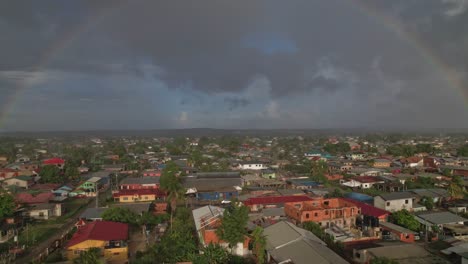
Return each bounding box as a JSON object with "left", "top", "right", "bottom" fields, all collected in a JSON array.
[
  {"left": 160, "top": 162, "right": 184, "bottom": 230},
  {"left": 250, "top": 226, "right": 267, "bottom": 264}
]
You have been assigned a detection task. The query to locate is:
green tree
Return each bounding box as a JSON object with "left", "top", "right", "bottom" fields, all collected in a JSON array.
[
  {"left": 310, "top": 160, "right": 328, "bottom": 183},
  {"left": 447, "top": 181, "right": 465, "bottom": 199},
  {"left": 421, "top": 196, "right": 434, "bottom": 210},
  {"left": 389, "top": 209, "right": 420, "bottom": 232},
  {"left": 457, "top": 144, "right": 468, "bottom": 157},
  {"left": 40, "top": 165, "right": 62, "bottom": 183},
  {"left": 73, "top": 247, "right": 103, "bottom": 264},
  {"left": 191, "top": 243, "right": 230, "bottom": 264},
  {"left": 160, "top": 162, "right": 184, "bottom": 229},
  {"left": 216, "top": 205, "right": 249, "bottom": 250},
  {"left": 0, "top": 192, "right": 16, "bottom": 219},
  {"left": 250, "top": 226, "right": 266, "bottom": 264},
  {"left": 328, "top": 188, "right": 344, "bottom": 198},
  {"left": 64, "top": 164, "right": 80, "bottom": 181},
  {"left": 101, "top": 207, "right": 139, "bottom": 225},
  {"left": 415, "top": 144, "right": 433, "bottom": 154},
  {"left": 370, "top": 256, "right": 398, "bottom": 264}
]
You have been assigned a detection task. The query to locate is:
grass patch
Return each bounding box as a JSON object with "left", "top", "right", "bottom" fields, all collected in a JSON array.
[
  {"left": 53, "top": 198, "right": 91, "bottom": 223},
  {"left": 18, "top": 225, "right": 59, "bottom": 247},
  {"left": 44, "top": 249, "right": 65, "bottom": 263}
]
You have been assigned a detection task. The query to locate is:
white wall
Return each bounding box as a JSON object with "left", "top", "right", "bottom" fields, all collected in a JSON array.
[
  {"left": 374, "top": 196, "right": 413, "bottom": 212},
  {"left": 239, "top": 164, "right": 265, "bottom": 170}
]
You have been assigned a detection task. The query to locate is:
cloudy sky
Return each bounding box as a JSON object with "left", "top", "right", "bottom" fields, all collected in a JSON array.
[{"left": 1, "top": 0, "right": 468, "bottom": 131}]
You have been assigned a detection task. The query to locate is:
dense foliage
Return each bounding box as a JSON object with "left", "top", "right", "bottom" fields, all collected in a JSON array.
[
  {"left": 73, "top": 247, "right": 103, "bottom": 264},
  {"left": 389, "top": 209, "right": 420, "bottom": 232},
  {"left": 0, "top": 192, "right": 16, "bottom": 219},
  {"left": 370, "top": 256, "right": 398, "bottom": 264},
  {"left": 216, "top": 204, "right": 249, "bottom": 248},
  {"left": 39, "top": 165, "right": 62, "bottom": 183},
  {"left": 457, "top": 144, "right": 468, "bottom": 157},
  {"left": 323, "top": 142, "right": 350, "bottom": 154}
]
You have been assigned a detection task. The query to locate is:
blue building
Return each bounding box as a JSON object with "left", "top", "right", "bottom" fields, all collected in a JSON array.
[{"left": 183, "top": 172, "right": 242, "bottom": 201}]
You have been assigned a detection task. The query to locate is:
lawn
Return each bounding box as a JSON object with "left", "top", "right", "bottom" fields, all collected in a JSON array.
[
  {"left": 54, "top": 197, "right": 91, "bottom": 222},
  {"left": 18, "top": 224, "right": 59, "bottom": 247}
]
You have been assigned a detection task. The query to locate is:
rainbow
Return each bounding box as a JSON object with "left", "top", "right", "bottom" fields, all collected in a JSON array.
[
  {"left": 0, "top": 3, "right": 124, "bottom": 129},
  {"left": 1, "top": 1, "right": 466, "bottom": 129}
]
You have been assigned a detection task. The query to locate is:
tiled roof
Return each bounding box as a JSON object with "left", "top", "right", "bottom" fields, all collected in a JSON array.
[
  {"left": 66, "top": 221, "right": 128, "bottom": 248},
  {"left": 342, "top": 198, "right": 389, "bottom": 218},
  {"left": 120, "top": 177, "right": 160, "bottom": 185},
  {"left": 243, "top": 195, "right": 313, "bottom": 206},
  {"left": 43, "top": 158, "right": 65, "bottom": 165},
  {"left": 15, "top": 192, "right": 53, "bottom": 204}
]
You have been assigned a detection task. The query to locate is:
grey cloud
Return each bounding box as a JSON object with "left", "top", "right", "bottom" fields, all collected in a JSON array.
[{"left": 223, "top": 97, "right": 251, "bottom": 111}]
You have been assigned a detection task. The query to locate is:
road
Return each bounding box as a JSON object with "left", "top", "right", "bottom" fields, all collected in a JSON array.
[{"left": 14, "top": 186, "right": 111, "bottom": 263}]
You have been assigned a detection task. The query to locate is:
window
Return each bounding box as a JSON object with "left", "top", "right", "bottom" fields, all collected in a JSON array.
[
  {"left": 355, "top": 252, "right": 361, "bottom": 258},
  {"left": 113, "top": 252, "right": 120, "bottom": 255},
  {"left": 306, "top": 213, "right": 310, "bottom": 219},
  {"left": 386, "top": 202, "right": 390, "bottom": 206},
  {"left": 324, "top": 201, "right": 329, "bottom": 206},
  {"left": 123, "top": 197, "right": 129, "bottom": 201},
  {"left": 325, "top": 210, "right": 329, "bottom": 215},
  {"left": 314, "top": 212, "right": 318, "bottom": 217},
  {"left": 405, "top": 200, "right": 409, "bottom": 204}
]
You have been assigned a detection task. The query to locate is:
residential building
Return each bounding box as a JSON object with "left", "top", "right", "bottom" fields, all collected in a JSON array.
[
  {"left": 112, "top": 189, "right": 164, "bottom": 203},
  {"left": 351, "top": 243, "right": 441, "bottom": 264},
  {"left": 65, "top": 221, "right": 128, "bottom": 262},
  {"left": 70, "top": 177, "right": 103, "bottom": 197},
  {"left": 243, "top": 195, "right": 313, "bottom": 212},
  {"left": 341, "top": 176, "right": 384, "bottom": 189},
  {"left": 27, "top": 203, "right": 62, "bottom": 220},
  {"left": 264, "top": 221, "right": 349, "bottom": 264},
  {"left": 2, "top": 176, "right": 34, "bottom": 189},
  {"left": 374, "top": 192, "right": 416, "bottom": 212},
  {"left": 347, "top": 153, "right": 366, "bottom": 161},
  {"left": 0, "top": 168, "right": 19, "bottom": 180},
  {"left": 379, "top": 221, "right": 418, "bottom": 243},
  {"left": 343, "top": 198, "right": 389, "bottom": 222},
  {"left": 192, "top": 205, "right": 250, "bottom": 256},
  {"left": 285, "top": 198, "right": 360, "bottom": 228},
  {"left": 43, "top": 158, "right": 65, "bottom": 169},
  {"left": 400, "top": 157, "right": 423, "bottom": 168},
  {"left": 0, "top": 156, "right": 8, "bottom": 166},
  {"left": 415, "top": 211, "right": 467, "bottom": 231},
  {"left": 142, "top": 170, "right": 161, "bottom": 177},
  {"left": 287, "top": 178, "right": 323, "bottom": 190},
  {"left": 184, "top": 172, "right": 242, "bottom": 201},
  {"left": 119, "top": 177, "right": 160, "bottom": 190},
  {"left": 373, "top": 159, "right": 391, "bottom": 168},
  {"left": 237, "top": 161, "right": 266, "bottom": 170},
  {"left": 261, "top": 169, "right": 276, "bottom": 179}
]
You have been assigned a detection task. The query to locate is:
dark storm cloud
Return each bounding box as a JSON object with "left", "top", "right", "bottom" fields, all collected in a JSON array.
[
  {"left": 223, "top": 97, "right": 251, "bottom": 111},
  {"left": 1, "top": 0, "right": 468, "bottom": 130}
]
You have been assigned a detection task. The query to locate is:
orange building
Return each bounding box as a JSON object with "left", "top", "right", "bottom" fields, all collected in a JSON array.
[{"left": 285, "top": 198, "right": 359, "bottom": 228}]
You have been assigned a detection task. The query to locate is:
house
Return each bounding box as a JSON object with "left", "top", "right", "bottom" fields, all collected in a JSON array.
[
  {"left": 326, "top": 174, "right": 344, "bottom": 181},
  {"left": 79, "top": 207, "right": 107, "bottom": 221},
  {"left": 2, "top": 176, "right": 34, "bottom": 189},
  {"left": 285, "top": 198, "right": 360, "bottom": 228},
  {"left": 142, "top": 169, "right": 161, "bottom": 177},
  {"left": 264, "top": 221, "right": 348, "bottom": 264},
  {"left": 261, "top": 169, "right": 276, "bottom": 179},
  {"left": 287, "top": 178, "right": 323, "bottom": 190},
  {"left": 65, "top": 221, "right": 128, "bottom": 262},
  {"left": 15, "top": 192, "right": 53, "bottom": 205},
  {"left": 346, "top": 153, "right": 366, "bottom": 161},
  {"left": 70, "top": 177, "right": 103, "bottom": 197},
  {"left": 43, "top": 157, "right": 65, "bottom": 169},
  {"left": 112, "top": 189, "right": 165, "bottom": 203},
  {"left": 379, "top": 221, "right": 418, "bottom": 243},
  {"left": 351, "top": 243, "right": 439, "bottom": 264},
  {"left": 0, "top": 168, "right": 19, "bottom": 180},
  {"left": 423, "top": 157, "right": 441, "bottom": 169},
  {"left": 119, "top": 177, "right": 160, "bottom": 190},
  {"left": 101, "top": 164, "right": 124, "bottom": 172},
  {"left": 328, "top": 162, "right": 353, "bottom": 173},
  {"left": 341, "top": 176, "right": 384, "bottom": 189},
  {"left": 374, "top": 192, "right": 416, "bottom": 212},
  {"left": 410, "top": 188, "right": 449, "bottom": 204},
  {"left": 343, "top": 198, "right": 389, "bottom": 222},
  {"left": 243, "top": 195, "right": 313, "bottom": 212},
  {"left": 237, "top": 161, "right": 266, "bottom": 170},
  {"left": 399, "top": 157, "right": 424, "bottom": 168},
  {"left": 415, "top": 211, "right": 467, "bottom": 231},
  {"left": 184, "top": 172, "right": 242, "bottom": 201},
  {"left": 0, "top": 156, "right": 8, "bottom": 166},
  {"left": 192, "top": 205, "right": 250, "bottom": 256},
  {"left": 373, "top": 159, "right": 391, "bottom": 168},
  {"left": 27, "top": 203, "right": 62, "bottom": 220}
]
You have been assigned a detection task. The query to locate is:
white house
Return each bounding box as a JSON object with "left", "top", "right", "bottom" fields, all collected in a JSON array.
[
  {"left": 346, "top": 153, "right": 366, "bottom": 161},
  {"left": 374, "top": 192, "right": 416, "bottom": 212},
  {"left": 341, "top": 176, "right": 384, "bottom": 189},
  {"left": 237, "top": 162, "right": 266, "bottom": 170}
]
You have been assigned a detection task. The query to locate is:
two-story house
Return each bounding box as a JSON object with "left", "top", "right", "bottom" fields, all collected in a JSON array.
[
  {"left": 374, "top": 192, "right": 416, "bottom": 212},
  {"left": 285, "top": 198, "right": 360, "bottom": 228},
  {"left": 119, "top": 177, "right": 160, "bottom": 190}
]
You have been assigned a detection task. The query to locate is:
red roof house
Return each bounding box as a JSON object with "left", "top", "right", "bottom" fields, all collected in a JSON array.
[
  {"left": 66, "top": 221, "right": 129, "bottom": 248},
  {"left": 15, "top": 192, "right": 54, "bottom": 204},
  {"left": 343, "top": 198, "right": 390, "bottom": 221},
  {"left": 43, "top": 158, "right": 65, "bottom": 166}
]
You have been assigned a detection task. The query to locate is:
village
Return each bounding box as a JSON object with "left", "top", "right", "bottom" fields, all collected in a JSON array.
[{"left": 1, "top": 134, "right": 468, "bottom": 264}]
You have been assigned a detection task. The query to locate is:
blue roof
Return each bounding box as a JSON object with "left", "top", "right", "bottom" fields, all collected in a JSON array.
[
  {"left": 344, "top": 192, "right": 374, "bottom": 203},
  {"left": 288, "top": 179, "right": 321, "bottom": 187}
]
